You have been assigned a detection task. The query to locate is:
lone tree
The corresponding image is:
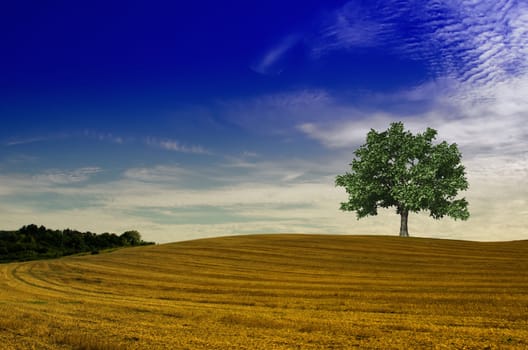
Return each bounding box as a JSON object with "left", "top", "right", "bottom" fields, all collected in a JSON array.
[{"left": 336, "top": 122, "right": 469, "bottom": 237}]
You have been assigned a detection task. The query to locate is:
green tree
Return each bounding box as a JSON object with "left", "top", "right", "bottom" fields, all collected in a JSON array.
[
  {"left": 120, "top": 230, "right": 142, "bottom": 246},
  {"left": 336, "top": 122, "right": 469, "bottom": 237}
]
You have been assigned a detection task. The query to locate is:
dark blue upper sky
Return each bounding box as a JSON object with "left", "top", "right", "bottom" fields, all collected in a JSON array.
[
  {"left": 3, "top": 1, "right": 346, "bottom": 93},
  {"left": 1, "top": 0, "right": 429, "bottom": 135}
]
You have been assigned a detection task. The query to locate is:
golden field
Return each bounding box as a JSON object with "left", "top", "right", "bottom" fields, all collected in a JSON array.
[{"left": 1, "top": 234, "right": 527, "bottom": 349}]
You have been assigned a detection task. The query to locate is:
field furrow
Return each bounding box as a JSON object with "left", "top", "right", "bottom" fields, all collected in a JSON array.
[{"left": 1, "top": 234, "right": 527, "bottom": 349}]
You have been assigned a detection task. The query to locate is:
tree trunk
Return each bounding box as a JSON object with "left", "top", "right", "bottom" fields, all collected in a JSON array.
[{"left": 399, "top": 209, "right": 409, "bottom": 237}]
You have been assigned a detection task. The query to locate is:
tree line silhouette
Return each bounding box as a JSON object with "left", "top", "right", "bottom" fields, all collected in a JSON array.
[{"left": 0, "top": 224, "right": 154, "bottom": 263}]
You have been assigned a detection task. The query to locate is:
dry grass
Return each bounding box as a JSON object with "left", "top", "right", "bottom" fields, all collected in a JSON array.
[{"left": 1, "top": 234, "right": 527, "bottom": 349}]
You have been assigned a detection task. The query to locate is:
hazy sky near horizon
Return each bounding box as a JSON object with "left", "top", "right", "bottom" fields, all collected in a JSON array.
[{"left": 1, "top": 0, "right": 527, "bottom": 242}]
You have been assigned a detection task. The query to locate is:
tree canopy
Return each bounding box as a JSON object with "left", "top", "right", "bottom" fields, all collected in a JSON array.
[
  {"left": 0, "top": 225, "right": 154, "bottom": 263},
  {"left": 336, "top": 122, "right": 469, "bottom": 237}
]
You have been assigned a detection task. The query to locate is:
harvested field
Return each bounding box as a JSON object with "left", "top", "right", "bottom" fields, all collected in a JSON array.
[{"left": 1, "top": 234, "right": 527, "bottom": 349}]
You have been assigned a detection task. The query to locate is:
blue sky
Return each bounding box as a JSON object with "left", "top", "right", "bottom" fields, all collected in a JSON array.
[{"left": 1, "top": 0, "right": 527, "bottom": 242}]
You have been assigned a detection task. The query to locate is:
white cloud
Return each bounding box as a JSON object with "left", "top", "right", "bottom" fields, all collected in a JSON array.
[
  {"left": 145, "top": 137, "right": 211, "bottom": 155},
  {"left": 218, "top": 89, "right": 335, "bottom": 134},
  {"left": 123, "top": 165, "right": 192, "bottom": 183},
  {"left": 5, "top": 136, "right": 51, "bottom": 146},
  {"left": 33, "top": 167, "right": 102, "bottom": 185},
  {"left": 311, "top": 0, "right": 528, "bottom": 88},
  {"left": 1, "top": 143, "right": 526, "bottom": 242},
  {"left": 83, "top": 130, "right": 125, "bottom": 144},
  {"left": 1, "top": 164, "right": 525, "bottom": 242},
  {"left": 298, "top": 74, "right": 528, "bottom": 160},
  {"left": 299, "top": 113, "right": 392, "bottom": 148},
  {"left": 221, "top": 155, "right": 344, "bottom": 184},
  {"left": 251, "top": 34, "right": 301, "bottom": 75},
  {"left": 310, "top": 1, "right": 389, "bottom": 57},
  {"left": 241, "top": 151, "right": 258, "bottom": 158},
  {"left": 5, "top": 131, "right": 126, "bottom": 148}
]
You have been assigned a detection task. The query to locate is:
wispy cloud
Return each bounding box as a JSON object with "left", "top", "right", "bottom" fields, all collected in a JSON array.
[
  {"left": 145, "top": 137, "right": 211, "bottom": 155},
  {"left": 83, "top": 130, "right": 125, "bottom": 144},
  {"left": 123, "top": 165, "right": 192, "bottom": 183},
  {"left": 310, "top": 0, "right": 528, "bottom": 88},
  {"left": 1, "top": 154, "right": 526, "bottom": 242},
  {"left": 4, "top": 130, "right": 212, "bottom": 156},
  {"left": 311, "top": 1, "right": 388, "bottom": 56},
  {"left": 218, "top": 89, "right": 333, "bottom": 134},
  {"left": 4, "top": 131, "right": 125, "bottom": 147},
  {"left": 5, "top": 136, "right": 52, "bottom": 146},
  {"left": 298, "top": 77, "right": 528, "bottom": 161},
  {"left": 221, "top": 155, "right": 341, "bottom": 184},
  {"left": 299, "top": 115, "right": 388, "bottom": 149},
  {"left": 251, "top": 34, "right": 302, "bottom": 75},
  {"left": 33, "top": 167, "right": 102, "bottom": 185}
]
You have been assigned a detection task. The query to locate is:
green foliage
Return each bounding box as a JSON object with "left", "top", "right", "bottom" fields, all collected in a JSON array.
[
  {"left": 120, "top": 230, "right": 142, "bottom": 246},
  {"left": 0, "top": 225, "right": 154, "bottom": 263},
  {"left": 336, "top": 122, "right": 469, "bottom": 235}
]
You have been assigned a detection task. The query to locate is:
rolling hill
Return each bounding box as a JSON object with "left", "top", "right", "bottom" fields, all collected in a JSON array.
[{"left": 1, "top": 234, "right": 527, "bottom": 349}]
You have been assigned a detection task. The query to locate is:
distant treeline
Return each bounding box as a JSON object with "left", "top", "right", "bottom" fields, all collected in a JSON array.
[{"left": 0, "top": 224, "right": 154, "bottom": 263}]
